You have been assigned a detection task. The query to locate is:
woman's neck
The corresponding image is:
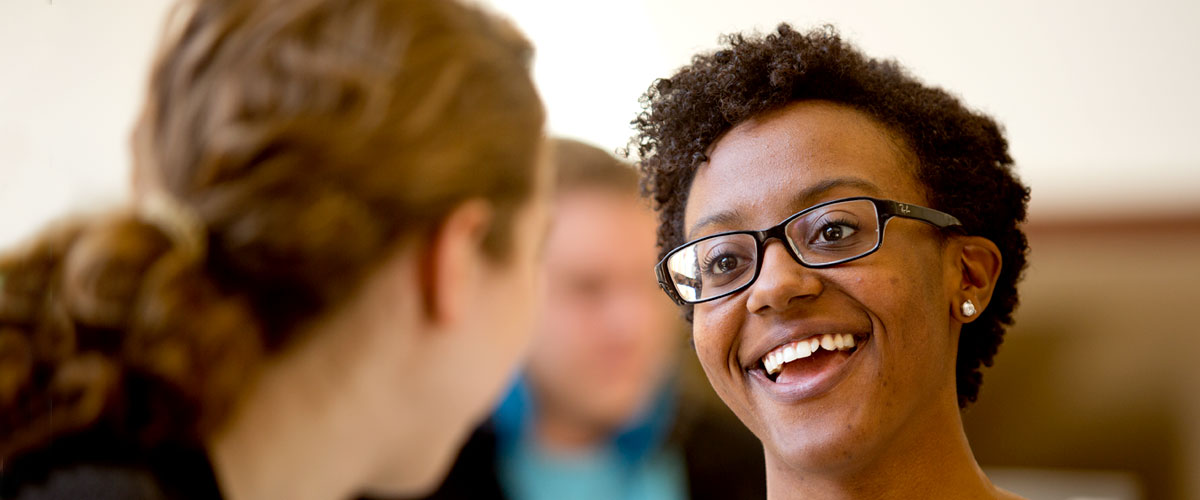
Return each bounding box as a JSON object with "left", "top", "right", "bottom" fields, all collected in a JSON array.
[
  {"left": 207, "top": 336, "right": 377, "bottom": 500},
  {"left": 206, "top": 271, "right": 446, "bottom": 500},
  {"left": 763, "top": 402, "right": 1011, "bottom": 500}
]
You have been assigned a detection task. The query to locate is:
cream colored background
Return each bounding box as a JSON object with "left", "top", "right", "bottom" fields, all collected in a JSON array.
[{"left": 3, "top": 0, "right": 1200, "bottom": 247}]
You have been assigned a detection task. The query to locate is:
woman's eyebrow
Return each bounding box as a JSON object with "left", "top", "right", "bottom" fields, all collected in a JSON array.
[
  {"left": 686, "top": 177, "right": 882, "bottom": 240},
  {"left": 790, "top": 177, "right": 882, "bottom": 208},
  {"left": 688, "top": 209, "right": 744, "bottom": 240}
]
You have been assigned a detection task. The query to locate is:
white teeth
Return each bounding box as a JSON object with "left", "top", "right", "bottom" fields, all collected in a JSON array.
[
  {"left": 761, "top": 333, "right": 862, "bottom": 377},
  {"left": 795, "top": 340, "right": 812, "bottom": 359},
  {"left": 765, "top": 353, "right": 782, "bottom": 375}
]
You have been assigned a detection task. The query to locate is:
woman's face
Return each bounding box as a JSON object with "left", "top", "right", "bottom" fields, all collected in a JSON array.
[
  {"left": 684, "top": 101, "right": 963, "bottom": 473},
  {"left": 373, "top": 148, "right": 554, "bottom": 495},
  {"left": 460, "top": 150, "right": 556, "bottom": 419}
]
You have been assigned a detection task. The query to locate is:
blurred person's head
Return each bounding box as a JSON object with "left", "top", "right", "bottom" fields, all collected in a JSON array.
[
  {"left": 633, "top": 25, "right": 1029, "bottom": 497},
  {"left": 0, "top": 0, "right": 545, "bottom": 496},
  {"left": 522, "top": 138, "right": 681, "bottom": 449}
]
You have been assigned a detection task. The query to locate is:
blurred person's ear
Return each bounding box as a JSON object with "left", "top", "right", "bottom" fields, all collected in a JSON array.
[
  {"left": 418, "top": 199, "right": 495, "bottom": 325},
  {"left": 946, "top": 235, "right": 1002, "bottom": 323}
]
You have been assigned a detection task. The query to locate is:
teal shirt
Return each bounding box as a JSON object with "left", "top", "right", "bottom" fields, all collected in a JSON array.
[
  {"left": 498, "top": 437, "right": 687, "bottom": 500},
  {"left": 492, "top": 377, "right": 688, "bottom": 500}
]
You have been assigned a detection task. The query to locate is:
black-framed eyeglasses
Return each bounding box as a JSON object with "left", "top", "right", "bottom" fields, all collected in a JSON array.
[{"left": 655, "top": 197, "right": 962, "bottom": 305}]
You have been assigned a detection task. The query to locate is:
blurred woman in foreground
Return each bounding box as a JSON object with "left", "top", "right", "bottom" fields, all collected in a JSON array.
[{"left": 0, "top": 0, "right": 547, "bottom": 498}]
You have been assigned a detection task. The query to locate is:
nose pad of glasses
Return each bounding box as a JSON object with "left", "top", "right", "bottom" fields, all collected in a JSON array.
[
  {"left": 761, "top": 222, "right": 807, "bottom": 268},
  {"left": 746, "top": 240, "right": 824, "bottom": 312},
  {"left": 761, "top": 238, "right": 803, "bottom": 269},
  {"left": 767, "top": 233, "right": 809, "bottom": 269}
]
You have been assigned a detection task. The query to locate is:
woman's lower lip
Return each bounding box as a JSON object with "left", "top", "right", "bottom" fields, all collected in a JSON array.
[{"left": 747, "top": 337, "right": 867, "bottom": 403}]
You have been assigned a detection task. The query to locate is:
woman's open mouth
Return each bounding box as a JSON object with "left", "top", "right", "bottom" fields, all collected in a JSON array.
[{"left": 748, "top": 332, "right": 870, "bottom": 402}]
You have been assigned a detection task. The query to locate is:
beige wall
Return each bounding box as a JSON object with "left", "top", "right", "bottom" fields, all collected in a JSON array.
[{"left": 964, "top": 217, "right": 1200, "bottom": 500}]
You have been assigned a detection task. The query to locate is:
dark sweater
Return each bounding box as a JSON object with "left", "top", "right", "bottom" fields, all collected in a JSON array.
[
  {"left": 408, "top": 396, "right": 766, "bottom": 500},
  {"left": 0, "top": 433, "right": 223, "bottom": 500}
]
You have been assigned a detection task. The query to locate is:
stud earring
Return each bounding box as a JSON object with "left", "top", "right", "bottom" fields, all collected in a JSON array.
[{"left": 961, "top": 300, "right": 976, "bottom": 317}]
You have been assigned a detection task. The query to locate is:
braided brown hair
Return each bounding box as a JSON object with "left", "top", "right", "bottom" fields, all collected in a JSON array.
[{"left": 0, "top": 0, "right": 544, "bottom": 462}]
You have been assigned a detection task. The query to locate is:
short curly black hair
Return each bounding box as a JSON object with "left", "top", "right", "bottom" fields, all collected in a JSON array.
[{"left": 630, "top": 25, "right": 1030, "bottom": 408}]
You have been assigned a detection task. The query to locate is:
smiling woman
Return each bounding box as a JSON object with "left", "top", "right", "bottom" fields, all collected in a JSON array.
[{"left": 632, "top": 26, "right": 1030, "bottom": 499}]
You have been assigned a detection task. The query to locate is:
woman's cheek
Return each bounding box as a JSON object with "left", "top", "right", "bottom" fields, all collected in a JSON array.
[
  {"left": 693, "top": 305, "right": 747, "bottom": 406},
  {"left": 692, "top": 317, "right": 723, "bottom": 379}
]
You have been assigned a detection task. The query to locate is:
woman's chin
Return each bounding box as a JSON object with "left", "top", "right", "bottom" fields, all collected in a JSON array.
[
  {"left": 745, "top": 354, "right": 889, "bottom": 474},
  {"left": 362, "top": 424, "right": 463, "bottom": 498},
  {"left": 761, "top": 423, "right": 874, "bottom": 475},
  {"left": 362, "top": 460, "right": 449, "bottom": 499}
]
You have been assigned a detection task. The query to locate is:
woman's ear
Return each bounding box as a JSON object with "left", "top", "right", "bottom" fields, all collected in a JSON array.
[
  {"left": 950, "top": 235, "right": 1002, "bottom": 324},
  {"left": 417, "top": 199, "right": 494, "bottom": 327}
]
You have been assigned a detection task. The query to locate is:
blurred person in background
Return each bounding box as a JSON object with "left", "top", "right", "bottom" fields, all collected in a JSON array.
[
  {"left": 411, "top": 139, "right": 764, "bottom": 500},
  {"left": 0, "top": 0, "right": 547, "bottom": 498},
  {"left": 634, "top": 26, "right": 1031, "bottom": 499}
]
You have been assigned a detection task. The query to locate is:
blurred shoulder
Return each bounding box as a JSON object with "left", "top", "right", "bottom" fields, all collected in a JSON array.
[
  {"left": 1, "top": 433, "right": 222, "bottom": 500},
  {"left": 671, "top": 381, "right": 766, "bottom": 500}
]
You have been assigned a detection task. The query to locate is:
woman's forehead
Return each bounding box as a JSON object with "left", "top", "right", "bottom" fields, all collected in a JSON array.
[{"left": 685, "top": 101, "right": 923, "bottom": 236}]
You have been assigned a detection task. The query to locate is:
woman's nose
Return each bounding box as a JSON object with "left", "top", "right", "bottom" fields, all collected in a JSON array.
[{"left": 744, "top": 240, "right": 824, "bottom": 314}]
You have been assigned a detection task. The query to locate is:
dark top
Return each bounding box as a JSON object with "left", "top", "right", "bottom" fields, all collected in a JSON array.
[
  {"left": 401, "top": 395, "right": 766, "bottom": 500},
  {"left": 0, "top": 432, "right": 223, "bottom": 500}
]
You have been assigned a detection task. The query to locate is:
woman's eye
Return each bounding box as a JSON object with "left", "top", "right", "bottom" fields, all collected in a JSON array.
[
  {"left": 708, "top": 255, "right": 741, "bottom": 275},
  {"left": 696, "top": 240, "right": 753, "bottom": 283},
  {"left": 818, "top": 223, "right": 857, "bottom": 243}
]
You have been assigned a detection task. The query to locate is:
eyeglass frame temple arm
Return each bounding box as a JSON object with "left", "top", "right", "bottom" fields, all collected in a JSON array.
[{"left": 874, "top": 199, "right": 962, "bottom": 229}]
